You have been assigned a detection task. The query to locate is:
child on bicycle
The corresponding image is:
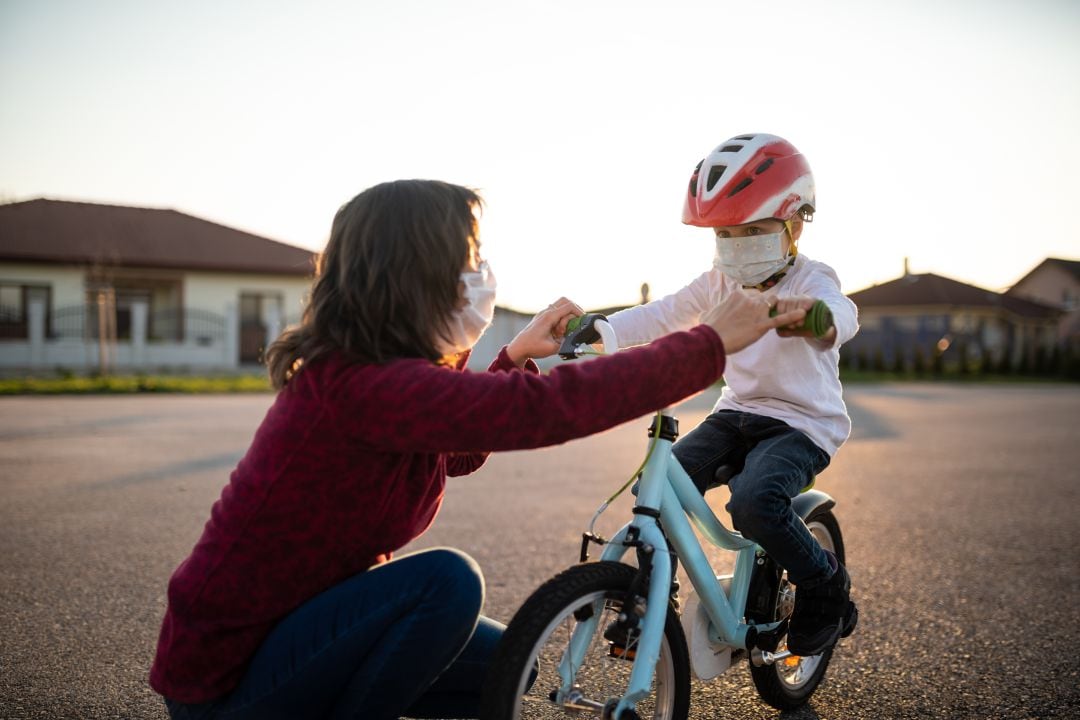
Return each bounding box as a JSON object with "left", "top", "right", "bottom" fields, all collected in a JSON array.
[
  {"left": 604, "top": 133, "right": 859, "bottom": 657},
  {"left": 148, "top": 179, "right": 806, "bottom": 720}
]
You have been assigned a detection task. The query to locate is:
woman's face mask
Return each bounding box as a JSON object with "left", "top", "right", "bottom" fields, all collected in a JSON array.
[
  {"left": 437, "top": 261, "right": 497, "bottom": 355},
  {"left": 713, "top": 230, "right": 791, "bottom": 287}
]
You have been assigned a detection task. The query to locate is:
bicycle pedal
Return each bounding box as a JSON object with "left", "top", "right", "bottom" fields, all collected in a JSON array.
[
  {"left": 603, "top": 619, "right": 638, "bottom": 644},
  {"left": 608, "top": 642, "right": 637, "bottom": 661},
  {"left": 751, "top": 618, "right": 789, "bottom": 653}
]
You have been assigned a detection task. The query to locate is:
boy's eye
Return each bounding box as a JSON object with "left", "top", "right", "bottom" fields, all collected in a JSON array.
[
  {"left": 715, "top": 230, "right": 731, "bottom": 239},
  {"left": 746, "top": 227, "right": 761, "bottom": 236}
]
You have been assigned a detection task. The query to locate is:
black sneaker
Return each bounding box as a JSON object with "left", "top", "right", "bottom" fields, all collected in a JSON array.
[{"left": 786, "top": 556, "right": 858, "bottom": 656}]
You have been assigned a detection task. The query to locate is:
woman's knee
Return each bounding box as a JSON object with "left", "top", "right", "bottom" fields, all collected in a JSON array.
[{"left": 411, "top": 548, "right": 485, "bottom": 616}]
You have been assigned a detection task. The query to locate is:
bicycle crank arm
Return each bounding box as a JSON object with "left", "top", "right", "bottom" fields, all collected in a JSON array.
[
  {"left": 549, "top": 686, "right": 606, "bottom": 712},
  {"left": 750, "top": 647, "right": 795, "bottom": 667}
]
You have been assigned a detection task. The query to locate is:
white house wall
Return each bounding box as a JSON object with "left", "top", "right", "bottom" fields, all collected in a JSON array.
[
  {"left": 0, "top": 263, "right": 85, "bottom": 307},
  {"left": 183, "top": 272, "right": 311, "bottom": 322}
]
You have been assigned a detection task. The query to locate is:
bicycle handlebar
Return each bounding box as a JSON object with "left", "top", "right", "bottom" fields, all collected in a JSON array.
[
  {"left": 558, "top": 313, "right": 619, "bottom": 359},
  {"left": 558, "top": 300, "right": 832, "bottom": 360},
  {"left": 770, "top": 299, "right": 834, "bottom": 339}
]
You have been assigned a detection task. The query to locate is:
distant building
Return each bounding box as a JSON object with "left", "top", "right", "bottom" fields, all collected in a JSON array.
[
  {"left": 0, "top": 198, "right": 315, "bottom": 372},
  {"left": 846, "top": 268, "right": 1062, "bottom": 372},
  {"left": 1005, "top": 257, "right": 1080, "bottom": 351}
]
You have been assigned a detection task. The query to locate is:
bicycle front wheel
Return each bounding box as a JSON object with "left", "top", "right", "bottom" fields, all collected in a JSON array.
[{"left": 480, "top": 561, "right": 690, "bottom": 720}]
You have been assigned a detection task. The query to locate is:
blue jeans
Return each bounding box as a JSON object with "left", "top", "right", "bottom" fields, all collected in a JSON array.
[
  {"left": 164, "top": 548, "right": 500, "bottom": 720},
  {"left": 672, "top": 410, "right": 833, "bottom": 586}
]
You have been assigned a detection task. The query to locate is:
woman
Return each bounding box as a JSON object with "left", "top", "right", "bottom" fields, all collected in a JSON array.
[{"left": 150, "top": 179, "right": 804, "bottom": 719}]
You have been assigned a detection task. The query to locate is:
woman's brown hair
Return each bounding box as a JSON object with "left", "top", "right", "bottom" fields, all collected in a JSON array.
[{"left": 266, "top": 179, "right": 482, "bottom": 389}]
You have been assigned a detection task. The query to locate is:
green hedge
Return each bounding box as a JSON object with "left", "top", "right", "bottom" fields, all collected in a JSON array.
[{"left": 0, "top": 375, "right": 273, "bottom": 395}]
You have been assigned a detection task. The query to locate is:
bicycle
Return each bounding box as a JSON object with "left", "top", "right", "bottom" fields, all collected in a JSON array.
[{"left": 480, "top": 308, "right": 855, "bottom": 719}]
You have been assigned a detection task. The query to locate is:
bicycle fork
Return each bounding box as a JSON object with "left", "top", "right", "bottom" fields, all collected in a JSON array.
[
  {"left": 554, "top": 518, "right": 672, "bottom": 719},
  {"left": 554, "top": 417, "right": 678, "bottom": 718}
]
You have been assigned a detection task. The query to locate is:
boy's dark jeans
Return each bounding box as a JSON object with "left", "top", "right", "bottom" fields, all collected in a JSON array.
[
  {"left": 164, "top": 548, "right": 500, "bottom": 720},
  {"left": 673, "top": 409, "right": 833, "bottom": 587}
]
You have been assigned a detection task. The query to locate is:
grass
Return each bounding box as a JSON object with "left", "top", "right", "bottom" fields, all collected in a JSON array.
[
  {"left": 1, "top": 369, "right": 1074, "bottom": 395},
  {"left": 0, "top": 374, "right": 273, "bottom": 395},
  {"left": 839, "top": 369, "right": 1078, "bottom": 383}
]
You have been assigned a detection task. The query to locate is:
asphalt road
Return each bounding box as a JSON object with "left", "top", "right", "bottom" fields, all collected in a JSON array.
[{"left": 1, "top": 383, "right": 1078, "bottom": 719}]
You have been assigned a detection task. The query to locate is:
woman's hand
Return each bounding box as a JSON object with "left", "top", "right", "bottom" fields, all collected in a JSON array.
[
  {"left": 506, "top": 297, "right": 585, "bottom": 368},
  {"left": 774, "top": 295, "right": 838, "bottom": 343},
  {"left": 701, "top": 290, "right": 806, "bottom": 354}
]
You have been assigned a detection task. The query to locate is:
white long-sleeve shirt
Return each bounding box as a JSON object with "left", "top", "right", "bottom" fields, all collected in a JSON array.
[{"left": 607, "top": 253, "right": 859, "bottom": 457}]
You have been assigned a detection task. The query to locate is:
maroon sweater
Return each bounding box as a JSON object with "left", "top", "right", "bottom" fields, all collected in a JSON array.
[{"left": 149, "top": 325, "right": 725, "bottom": 702}]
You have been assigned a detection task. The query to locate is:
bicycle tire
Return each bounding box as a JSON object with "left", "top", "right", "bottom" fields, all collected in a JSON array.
[
  {"left": 479, "top": 561, "right": 691, "bottom": 720},
  {"left": 746, "top": 507, "right": 846, "bottom": 710}
]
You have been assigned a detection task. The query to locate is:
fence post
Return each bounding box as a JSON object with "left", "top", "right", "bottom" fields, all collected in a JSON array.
[
  {"left": 28, "top": 298, "right": 46, "bottom": 367},
  {"left": 224, "top": 301, "right": 239, "bottom": 369},
  {"left": 264, "top": 302, "right": 281, "bottom": 358},
  {"left": 132, "top": 301, "right": 148, "bottom": 370}
]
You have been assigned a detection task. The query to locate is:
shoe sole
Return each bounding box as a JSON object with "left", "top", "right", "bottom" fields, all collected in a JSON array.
[
  {"left": 840, "top": 600, "right": 858, "bottom": 638},
  {"left": 787, "top": 600, "right": 858, "bottom": 657}
]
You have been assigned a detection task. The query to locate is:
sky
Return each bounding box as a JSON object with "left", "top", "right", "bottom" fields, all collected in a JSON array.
[{"left": 2, "top": 0, "right": 1079, "bottom": 312}]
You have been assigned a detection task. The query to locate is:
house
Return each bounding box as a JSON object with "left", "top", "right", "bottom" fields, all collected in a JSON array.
[
  {"left": 845, "top": 267, "right": 1062, "bottom": 373},
  {"left": 1005, "top": 257, "right": 1080, "bottom": 350},
  {"left": 0, "top": 199, "right": 316, "bottom": 372}
]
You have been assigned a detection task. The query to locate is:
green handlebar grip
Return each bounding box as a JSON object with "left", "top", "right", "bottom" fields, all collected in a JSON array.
[
  {"left": 769, "top": 300, "right": 834, "bottom": 339},
  {"left": 565, "top": 315, "right": 583, "bottom": 334}
]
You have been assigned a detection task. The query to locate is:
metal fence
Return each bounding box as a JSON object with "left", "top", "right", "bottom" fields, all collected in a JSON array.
[
  {"left": 48, "top": 305, "right": 227, "bottom": 344},
  {"left": 51, "top": 305, "right": 86, "bottom": 339},
  {"left": 150, "top": 308, "right": 226, "bottom": 345}
]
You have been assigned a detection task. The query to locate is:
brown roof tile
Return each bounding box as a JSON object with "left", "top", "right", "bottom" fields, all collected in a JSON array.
[
  {"left": 0, "top": 199, "right": 316, "bottom": 276},
  {"left": 850, "top": 273, "right": 1060, "bottom": 319},
  {"left": 1007, "top": 257, "right": 1080, "bottom": 290}
]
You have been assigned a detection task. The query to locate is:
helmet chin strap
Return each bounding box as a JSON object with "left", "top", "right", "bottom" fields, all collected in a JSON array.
[{"left": 742, "top": 219, "right": 797, "bottom": 291}]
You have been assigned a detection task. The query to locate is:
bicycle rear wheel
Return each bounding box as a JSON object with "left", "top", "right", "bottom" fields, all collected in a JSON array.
[
  {"left": 747, "top": 507, "right": 846, "bottom": 710},
  {"left": 480, "top": 561, "right": 690, "bottom": 720}
]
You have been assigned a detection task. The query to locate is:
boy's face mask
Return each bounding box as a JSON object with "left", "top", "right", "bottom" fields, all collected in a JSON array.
[
  {"left": 438, "top": 261, "right": 497, "bottom": 355},
  {"left": 713, "top": 226, "right": 793, "bottom": 287}
]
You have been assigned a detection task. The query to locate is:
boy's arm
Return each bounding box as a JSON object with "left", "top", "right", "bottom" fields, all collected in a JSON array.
[
  {"left": 800, "top": 265, "right": 859, "bottom": 350},
  {"left": 608, "top": 270, "right": 722, "bottom": 347}
]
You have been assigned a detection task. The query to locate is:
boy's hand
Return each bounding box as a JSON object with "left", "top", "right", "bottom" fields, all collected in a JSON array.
[
  {"left": 506, "top": 297, "right": 585, "bottom": 367},
  {"left": 775, "top": 295, "right": 837, "bottom": 343}
]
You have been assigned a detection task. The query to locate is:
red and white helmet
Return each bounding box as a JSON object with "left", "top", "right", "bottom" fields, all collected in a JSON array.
[{"left": 682, "top": 133, "right": 815, "bottom": 227}]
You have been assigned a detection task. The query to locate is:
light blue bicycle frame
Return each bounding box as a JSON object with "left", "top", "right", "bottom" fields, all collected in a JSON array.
[{"left": 555, "top": 409, "right": 783, "bottom": 718}]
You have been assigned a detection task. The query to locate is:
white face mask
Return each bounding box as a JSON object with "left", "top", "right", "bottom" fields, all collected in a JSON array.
[
  {"left": 713, "top": 231, "right": 791, "bottom": 287},
  {"left": 437, "top": 261, "right": 497, "bottom": 355}
]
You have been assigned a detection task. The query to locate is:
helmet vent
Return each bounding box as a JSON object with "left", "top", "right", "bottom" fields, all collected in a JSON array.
[
  {"left": 720, "top": 144, "right": 743, "bottom": 153},
  {"left": 689, "top": 161, "right": 703, "bottom": 197},
  {"left": 706, "top": 166, "right": 727, "bottom": 192},
  {"left": 735, "top": 135, "right": 756, "bottom": 141},
  {"left": 727, "top": 178, "right": 753, "bottom": 198},
  {"left": 755, "top": 158, "right": 774, "bottom": 175}
]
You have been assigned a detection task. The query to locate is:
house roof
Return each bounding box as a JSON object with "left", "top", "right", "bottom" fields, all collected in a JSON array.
[
  {"left": 1007, "top": 257, "right": 1080, "bottom": 290},
  {"left": 849, "top": 272, "right": 1060, "bottom": 319},
  {"left": 0, "top": 198, "right": 316, "bottom": 276}
]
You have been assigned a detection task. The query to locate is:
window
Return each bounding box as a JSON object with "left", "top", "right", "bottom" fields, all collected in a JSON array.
[{"left": 0, "top": 283, "right": 51, "bottom": 340}]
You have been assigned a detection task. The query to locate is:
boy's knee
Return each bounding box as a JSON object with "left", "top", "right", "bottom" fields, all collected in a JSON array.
[{"left": 726, "top": 489, "right": 784, "bottom": 538}]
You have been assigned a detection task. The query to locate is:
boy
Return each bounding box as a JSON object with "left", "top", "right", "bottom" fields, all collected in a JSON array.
[{"left": 607, "top": 133, "right": 859, "bottom": 656}]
